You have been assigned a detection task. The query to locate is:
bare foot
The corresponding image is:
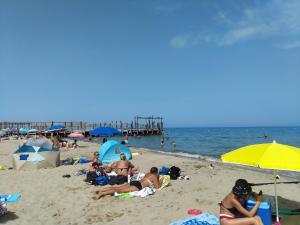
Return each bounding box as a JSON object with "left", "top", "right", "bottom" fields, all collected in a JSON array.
[
  {"left": 92, "top": 194, "right": 103, "bottom": 200},
  {"left": 95, "top": 190, "right": 101, "bottom": 194}
]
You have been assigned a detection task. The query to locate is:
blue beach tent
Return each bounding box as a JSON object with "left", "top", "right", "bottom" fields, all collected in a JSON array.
[
  {"left": 90, "top": 127, "right": 121, "bottom": 136},
  {"left": 99, "top": 140, "right": 132, "bottom": 164},
  {"left": 47, "top": 125, "right": 65, "bottom": 131}
]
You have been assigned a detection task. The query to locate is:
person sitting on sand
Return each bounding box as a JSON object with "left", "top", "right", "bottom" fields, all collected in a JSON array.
[
  {"left": 219, "top": 179, "right": 263, "bottom": 225},
  {"left": 72, "top": 139, "right": 78, "bottom": 148},
  {"left": 90, "top": 151, "right": 100, "bottom": 163},
  {"left": 94, "top": 167, "right": 162, "bottom": 199},
  {"left": 103, "top": 153, "right": 135, "bottom": 185},
  {"left": 110, "top": 153, "right": 135, "bottom": 176}
]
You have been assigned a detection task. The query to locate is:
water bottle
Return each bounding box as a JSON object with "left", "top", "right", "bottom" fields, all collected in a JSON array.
[{"left": 128, "top": 174, "right": 130, "bottom": 183}]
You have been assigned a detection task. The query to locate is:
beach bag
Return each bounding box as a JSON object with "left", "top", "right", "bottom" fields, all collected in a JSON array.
[
  {"left": 96, "top": 176, "right": 109, "bottom": 186},
  {"left": 0, "top": 202, "right": 7, "bottom": 216},
  {"left": 159, "top": 166, "right": 170, "bottom": 175},
  {"left": 169, "top": 166, "right": 181, "bottom": 180},
  {"left": 85, "top": 171, "right": 98, "bottom": 185},
  {"left": 108, "top": 175, "right": 128, "bottom": 185}
]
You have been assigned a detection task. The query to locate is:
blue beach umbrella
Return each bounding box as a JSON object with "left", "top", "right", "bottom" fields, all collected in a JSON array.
[
  {"left": 47, "top": 125, "right": 65, "bottom": 131},
  {"left": 89, "top": 127, "right": 121, "bottom": 136}
]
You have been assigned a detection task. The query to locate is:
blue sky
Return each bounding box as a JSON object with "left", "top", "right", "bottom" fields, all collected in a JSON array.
[{"left": 0, "top": 0, "right": 299, "bottom": 127}]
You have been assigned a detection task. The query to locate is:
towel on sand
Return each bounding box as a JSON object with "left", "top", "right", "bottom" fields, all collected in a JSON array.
[
  {"left": 159, "top": 175, "right": 171, "bottom": 190},
  {"left": 114, "top": 187, "right": 155, "bottom": 198},
  {"left": 113, "top": 175, "right": 170, "bottom": 199},
  {"left": 0, "top": 194, "right": 21, "bottom": 203},
  {"left": 169, "top": 212, "right": 220, "bottom": 225}
]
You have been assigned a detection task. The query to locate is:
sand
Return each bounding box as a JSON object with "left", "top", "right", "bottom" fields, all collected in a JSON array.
[{"left": 0, "top": 139, "right": 299, "bottom": 225}]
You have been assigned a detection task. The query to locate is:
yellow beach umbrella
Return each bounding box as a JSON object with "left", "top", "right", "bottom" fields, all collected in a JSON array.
[{"left": 221, "top": 141, "right": 300, "bottom": 223}]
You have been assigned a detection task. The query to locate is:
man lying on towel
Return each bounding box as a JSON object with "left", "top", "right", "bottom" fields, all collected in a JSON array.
[{"left": 94, "top": 167, "right": 162, "bottom": 199}]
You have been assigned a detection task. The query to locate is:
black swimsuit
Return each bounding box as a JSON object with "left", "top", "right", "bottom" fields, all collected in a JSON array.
[
  {"left": 219, "top": 202, "right": 240, "bottom": 216},
  {"left": 130, "top": 181, "right": 142, "bottom": 190}
]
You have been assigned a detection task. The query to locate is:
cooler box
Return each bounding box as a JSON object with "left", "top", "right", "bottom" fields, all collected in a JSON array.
[{"left": 247, "top": 200, "right": 272, "bottom": 225}]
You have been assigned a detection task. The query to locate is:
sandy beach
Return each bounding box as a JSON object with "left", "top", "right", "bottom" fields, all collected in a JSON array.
[{"left": 0, "top": 139, "right": 299, "bottom": 225}]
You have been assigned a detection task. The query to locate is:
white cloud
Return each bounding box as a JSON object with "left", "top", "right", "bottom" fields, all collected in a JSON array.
[
  {"left": 169, "top": 33, "right": 212, "bottom": 49},
  {"left": 169, "top": 35, "right": 190, "bottom": 49},
  {"left": 279, "top": 41, "right": 300, "bottom": 49},
  {"left": 170, "top": 0, "right": 300, "bottom": 49}
]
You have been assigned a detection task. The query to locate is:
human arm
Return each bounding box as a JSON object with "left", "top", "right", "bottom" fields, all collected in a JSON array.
[
  {"left": 152, "top": 175, "right": 161, "bottom": 189},
  {"left": 128, "top": 161, "right": 135, "bottom": 174},
  {"left": 231, "top": 195, "right": 262, "bottom": 217}
]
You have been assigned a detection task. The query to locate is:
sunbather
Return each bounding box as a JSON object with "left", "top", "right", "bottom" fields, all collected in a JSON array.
[
  {"left": 219, "top": 179, "right": 263, "bottom": 225},
  {"left": 93, "top": 167, "right": 162, "bottom": 199}
]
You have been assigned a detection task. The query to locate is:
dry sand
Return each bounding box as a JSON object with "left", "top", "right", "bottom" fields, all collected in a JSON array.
[{"left": 0, "top": 139, "right": 299, "bottom": 225}]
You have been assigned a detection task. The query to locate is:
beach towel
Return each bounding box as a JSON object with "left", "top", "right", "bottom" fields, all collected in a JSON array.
[
  {"left": 130, "top": 173, "right": 145, "bottom": 181},
  {"left": 0, "top": 194, "right": 21, "bottom": 203},
  {"left": 279, "top": 209, "right": 300, "bottom": 215},
  {"left": 114, "top": 193, "right": 134, "bottom": 199},
  {"left": 169, "top": 212, "right": 220, "bottom": 225},
  {"left": 130, "top": 187, "right": 155, "bottom": 198},
  {"left": 113, "top": 187, "right": 155, "bottom": 199},
  {"left": 158, "top": 175, "right": 171, "bottom": 190}
]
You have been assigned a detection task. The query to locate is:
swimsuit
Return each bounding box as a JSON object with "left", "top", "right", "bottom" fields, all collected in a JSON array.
[
  {"left": 219, "top": 202, "right": 236, "bottom": 220},
  {"left": 219, "top": 202, "right": 239, "bottom": 215},
  {"left": 130, "top": 181, "right": 142, "bottom": 190},
  {"left": 117, "top": 167, "right": 129, "bottom": 172},
  {"left": 219, "top": 214, "right": 234, "bottom": 220}
]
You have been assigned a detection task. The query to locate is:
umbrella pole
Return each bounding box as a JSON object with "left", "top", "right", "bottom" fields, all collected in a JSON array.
[{"left": 274, "top": 170, "right": 280, "bottom": 223}]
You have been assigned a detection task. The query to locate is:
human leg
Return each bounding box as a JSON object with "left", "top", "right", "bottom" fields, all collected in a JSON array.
[
  {"left": 94, "top": 184, "right": 138, "bottom": 199},
  {"left": 221, "top": 216, "right": 264, "bottom": 225}
]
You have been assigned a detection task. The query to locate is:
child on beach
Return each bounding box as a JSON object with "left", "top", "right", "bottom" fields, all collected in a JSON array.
[{"left": 219, "top": 179, "right": 263, "bottom": 225}]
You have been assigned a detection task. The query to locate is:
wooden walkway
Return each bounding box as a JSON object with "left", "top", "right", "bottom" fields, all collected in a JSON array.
[{"left": 0, "top": 116, "right": 164, "bottom": 136}]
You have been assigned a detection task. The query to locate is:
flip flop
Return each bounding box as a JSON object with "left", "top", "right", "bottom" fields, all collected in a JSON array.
[{"left": 62, "top": 174, "right": 71, "bottom": 178}]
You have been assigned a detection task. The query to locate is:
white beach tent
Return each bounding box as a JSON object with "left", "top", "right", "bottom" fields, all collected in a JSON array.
[{"left": 12, "top": 138, "right": 60, "bottom": 170}]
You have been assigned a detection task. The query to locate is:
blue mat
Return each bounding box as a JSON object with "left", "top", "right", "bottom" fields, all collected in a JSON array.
[
  {"left": 0, "top": 194, "right": 21, "bottom": 203},
  {"left": 170, "top": 212, "right": 220, "bottom": 225}
]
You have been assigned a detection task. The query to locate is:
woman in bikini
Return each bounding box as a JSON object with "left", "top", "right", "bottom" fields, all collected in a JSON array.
[
  {"left": 219, "top": 179, "right": 264, "bottom": 225},
  {"left": 94, "top": 167, "right": 162, "bottom": 199}
]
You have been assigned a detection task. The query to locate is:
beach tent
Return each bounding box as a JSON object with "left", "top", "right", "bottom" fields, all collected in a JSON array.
[
  {"left": 90, "top": 127, "right": 121, "bottom": 136},
  {"left": 98, "top": 140, "right": 132, "bottom": 164},
  {"left": 19, "top": 128, "right": 29, "bottom": 134},
  {"left": 12, "top": 138, "right": 60, "bottom": 170},
  {"left": 47, "top": 125, "right": 65, "bottom": 131}
]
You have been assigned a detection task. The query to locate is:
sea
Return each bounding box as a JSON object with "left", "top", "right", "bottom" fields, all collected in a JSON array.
[
  {"left": 99, "top": 127, "right": 300, "bottom": 159},
  {"left": 95, "top": 126, "right": 300, "bottom": 178}
]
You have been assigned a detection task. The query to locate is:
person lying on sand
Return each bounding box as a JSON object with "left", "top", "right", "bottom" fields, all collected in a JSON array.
[
  {"left": 219, "top": 179, "right": 263, "bottom": 225},
  {"left": 93, "top": 167, "right": 162, "bottom": 199}
]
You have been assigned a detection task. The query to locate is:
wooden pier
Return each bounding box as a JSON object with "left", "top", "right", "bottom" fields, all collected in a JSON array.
[{"left": 0, "top": 116, "right": 164, "bottom": 136}]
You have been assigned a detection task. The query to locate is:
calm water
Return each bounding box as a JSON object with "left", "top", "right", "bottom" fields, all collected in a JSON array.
[{"left": 99, "top": 127, "right": 300, "bottom": 159}]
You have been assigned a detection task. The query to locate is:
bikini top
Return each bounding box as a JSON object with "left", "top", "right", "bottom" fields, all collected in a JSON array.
[{"left": 219, "top": 202, "right": 239, "bottom": 216}]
